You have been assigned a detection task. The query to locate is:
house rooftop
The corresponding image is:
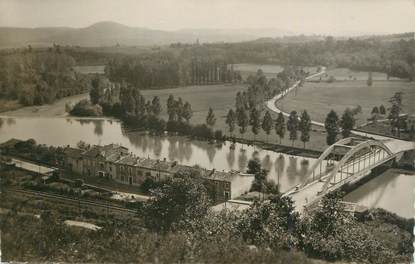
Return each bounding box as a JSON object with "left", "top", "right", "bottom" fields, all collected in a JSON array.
[
  {"left": 204, "top": 169, "right": 251, "bottom": 182},
  {"left": 63, "top": 147, "right": 84, "bottom": 158},
  {"left": 0, "top": 138, "right": 23, "bottom": 149},
  {"left": 117, "top": 155, "right": 138, "bottom": 166}
]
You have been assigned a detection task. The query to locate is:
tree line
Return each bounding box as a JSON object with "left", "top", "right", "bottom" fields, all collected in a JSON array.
[
  {"left": 104, "top": 48, "right": 242, "bottom": 89},
  {"left": 205, "top": 37, "right": 415, "bottom": 81}
]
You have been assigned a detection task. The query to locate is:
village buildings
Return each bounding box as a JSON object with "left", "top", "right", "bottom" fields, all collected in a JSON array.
[{"left": 62, "top": 143, "right": 254, "bottom": 202}]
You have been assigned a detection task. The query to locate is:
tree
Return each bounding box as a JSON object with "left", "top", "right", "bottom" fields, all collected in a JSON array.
[
  {"left": 167, "top": 95, "right": 177, "bottom": 121},
  {"left": 410, "top": 125, "right": 415, "bottom": 141},
  {"left": 182, "top": 101, "right": 193, "bottom": 123},
  {"left": 371, "top": 106, "right": 379, "bottom": 115},
  {"left": 143, "top": 168, "right": 210, "bottom": 232},
  {"left": 90, "top": 76, "right": 105, "bottom": 105},
  {"left": 367, "top": 71, "right": 373, "bottom": 86},
  {"left": 325, "top": 110, "right": 339, "bottom": 145},
  {"left": 249, "top": 108, "right": 261, "bottom": 141},
  {"left": 151, "top": 96, "right": 162, "bottom": 116},
  {"left": 262, "top": 111, "right": 273, "bottom": 142},
  {"left": 389, "top": 92, "right": 404, "bottom": 136},
  {"left": 176, "top": 97, "right": 184, "bottom": 122},
  {"left": 287, "top": 111, "right": 299, "bottom": 147},
  {"left": 206, "top": 108, "right": 216, "bottom": 128},
  {"left": 235, "top": 92, "right": 245, "bottom": 110},
  {"left": 299, "top": 110, "right": 311, "bottom": 148},
  {"left": 225, "top": 109, "right": 236, "bottom": 136},
  {"left": 379, "top": 104, "right": 386, "bottom": 115},
  {"left": 246, "top": 157, "right": 269, "bottom": 193},
  {"left": 340, "top": 108, "right": 355, "bottom": 138},
  {"left": 238, "top": 195, "right": 298, "bottom": 249},
  {"left": 275, "top": 112, "right": 286, "bottom": 144},
  {"left": 237, "top": 108, "right": 249, "bottom": 139}
]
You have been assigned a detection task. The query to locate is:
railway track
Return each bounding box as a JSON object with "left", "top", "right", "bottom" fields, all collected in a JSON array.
[{"left": 3, "top": 188, "right": 138, "bottom": 215}]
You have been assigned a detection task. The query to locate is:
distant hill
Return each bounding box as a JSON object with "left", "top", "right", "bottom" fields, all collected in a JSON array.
[{"left": 0, "top": 21, "right": 290, "bottom": 48}]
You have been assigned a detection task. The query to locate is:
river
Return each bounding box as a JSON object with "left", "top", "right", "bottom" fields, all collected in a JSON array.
[{"left": 0, "top": 116, "right": 412, "bottom": 218}]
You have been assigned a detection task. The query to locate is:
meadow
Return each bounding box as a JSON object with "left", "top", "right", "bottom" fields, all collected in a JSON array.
[
  {"left": 142, "top": 82, "right": 330, "bottom": 151},
  {"left": 307, "top": 67, "right": 402, "bottom": 81},
  {"left": 233, "top": 63, "right": 318, "bottom": 80},
  {"left": 73, "top": 65, "right": 105, "bottom": 74},
  {"left": 280, "top": 80, "right": 415, "bottom": 126}
]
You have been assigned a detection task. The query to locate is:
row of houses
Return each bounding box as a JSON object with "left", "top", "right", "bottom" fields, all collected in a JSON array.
[{"left": 63, "top": 143, "right": 254, "bottom": 202}]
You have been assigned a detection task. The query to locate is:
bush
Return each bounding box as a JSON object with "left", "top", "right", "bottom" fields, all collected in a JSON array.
[
  {"left": 69, "top": 99, "right": 103, "bottom": 117},
  {"left": 214, "top": 130, "right": 224, "bottom": 141},
  {"left": 191, "top": 124, "right": 213, "bottom": 139}
]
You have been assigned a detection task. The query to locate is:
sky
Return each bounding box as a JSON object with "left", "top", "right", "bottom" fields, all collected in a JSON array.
[{"left": 0, "top": 0, "right": 414, "bottom": 35}]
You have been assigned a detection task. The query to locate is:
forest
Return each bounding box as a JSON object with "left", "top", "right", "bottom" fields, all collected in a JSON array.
[{"left": 0, "top": 45, "right": 92, "bottom": 106}]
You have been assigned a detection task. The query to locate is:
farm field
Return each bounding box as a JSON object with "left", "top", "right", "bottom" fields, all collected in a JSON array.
[
  {"left": 280, "top": 80, "right": 415, "bottom": 126},
  {"left": 143, "top": 83, "right": 330, "bottom": 151},
  {"left": 142, "top": 83, "right": 246, "bottom": 125},
  {"left": 233, "top": 63, "right": 318, "bottom": 80},
  {"left": 73, "top": 65, "right": 105, "bottom": 74},
  {"left": 307, "top": 67, "right": 401, "bottom": 81}
]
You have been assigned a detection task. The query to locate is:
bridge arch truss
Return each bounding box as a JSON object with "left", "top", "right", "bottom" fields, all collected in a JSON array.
[{"left": 300, "top": 137, "right": 394, "bottom": 196}]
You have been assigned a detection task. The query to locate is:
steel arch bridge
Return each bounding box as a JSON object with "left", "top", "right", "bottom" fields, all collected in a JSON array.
[
  {"left": 303, "top": 137, "right": 393, "bottom": 195},
  {"left": 284, "top": 137, "right": 396, "bottom": 213}
]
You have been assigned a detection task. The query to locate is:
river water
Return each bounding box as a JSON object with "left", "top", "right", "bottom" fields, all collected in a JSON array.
[{"left": 0, "top": 116, "right": 412, "bottom": 218}]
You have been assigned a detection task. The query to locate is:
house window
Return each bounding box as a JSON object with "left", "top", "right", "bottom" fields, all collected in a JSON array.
[{"left": 224, "top": 191, "right": 230, "bottom": 200}]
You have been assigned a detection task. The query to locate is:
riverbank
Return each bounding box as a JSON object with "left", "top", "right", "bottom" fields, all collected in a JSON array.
[{"left": 0, "top": 93, "right": 89, "bottom": 117}]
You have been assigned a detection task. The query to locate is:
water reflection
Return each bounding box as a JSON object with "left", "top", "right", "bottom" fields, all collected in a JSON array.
[
  {"left": 226, "top": 148, "right": 236, "bottom": 168},
  {"left": 286, "top": 157, "right": 299, "bottom": 184},
  {"left": 262, "top": 154, "right": 272, "bottom": 172},
  {"left": 238, "top": 150, "right": 248, "bottom": 171},
  {"left": 94, "top": 120, "right": 104, "bottom": 136},
  {"left": 153, "top": 137, "right": 162, "bottom": 157}
]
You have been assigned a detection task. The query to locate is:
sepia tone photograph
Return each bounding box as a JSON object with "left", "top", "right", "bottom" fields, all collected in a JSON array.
[{"left": 0, "top": 0, "right": 414, "bottom": 263}]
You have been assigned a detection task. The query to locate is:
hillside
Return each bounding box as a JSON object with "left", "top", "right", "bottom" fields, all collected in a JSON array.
[{"left": 0, "top": 21, "right": 289, "bottom": 48}]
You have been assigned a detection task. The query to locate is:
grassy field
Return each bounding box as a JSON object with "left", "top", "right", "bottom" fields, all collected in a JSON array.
[
  {"left": 73, "top": 65, "right": 105, "bottom": 74},
  {"left": 142, "top": 83, "right": 330, "bottom": 151},
  {"left": 142, "top": 83, "right": 246, "bottom": 125},
  {"left": 233, "top": 63, "right": 318, "bottom": 80},
  {"left": 307, "top": 67, "right": 402, "bottom": 82},
  {"left": 280, "top": 80, "right": 415, "bottom": 126}
]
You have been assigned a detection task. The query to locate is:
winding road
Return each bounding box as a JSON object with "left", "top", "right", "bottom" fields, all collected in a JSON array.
[{"left": 265, "top": 67, "right": 415, "bottom": 154}]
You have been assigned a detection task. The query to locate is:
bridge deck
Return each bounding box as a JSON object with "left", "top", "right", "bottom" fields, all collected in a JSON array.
[{"left": 287, "top": 144, "right": 399, "bottom": 213}]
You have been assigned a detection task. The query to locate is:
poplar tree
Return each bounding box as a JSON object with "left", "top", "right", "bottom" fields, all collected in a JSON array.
[
  {"left": 237, "top": 107, "right": 249, "bottom": 140},
  {"left": 262, "top": 110, "right": 273, "bottom": 142},
  {"left": 340, "top": 108, "right": 355, "bottom": 138},
  {"left": 325, "top": 110, "right": 339, "bottom": 145},
  {"left": 287, "top": 111, "right": 299, "bottom": 147},
  {"left": 275, "top": 112, "right": 286, "bottom": 144},
  {"left": 206, "top": 107, "right": 216, "bottom": 128},
  {"left": 182, "top": 102, "right": 193, "bottom": 123},
  {"left": 299, "top": 110, "right": 311, "bottom": 148},
  {"left": 151, "top": 96, "right": 162, "bottom": 116},
  {"left": 225, "top": 109, "right": 236, "bottom": 136},
  {"left": 249, "top": 107, "right": 261, "bottom": 141}
]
